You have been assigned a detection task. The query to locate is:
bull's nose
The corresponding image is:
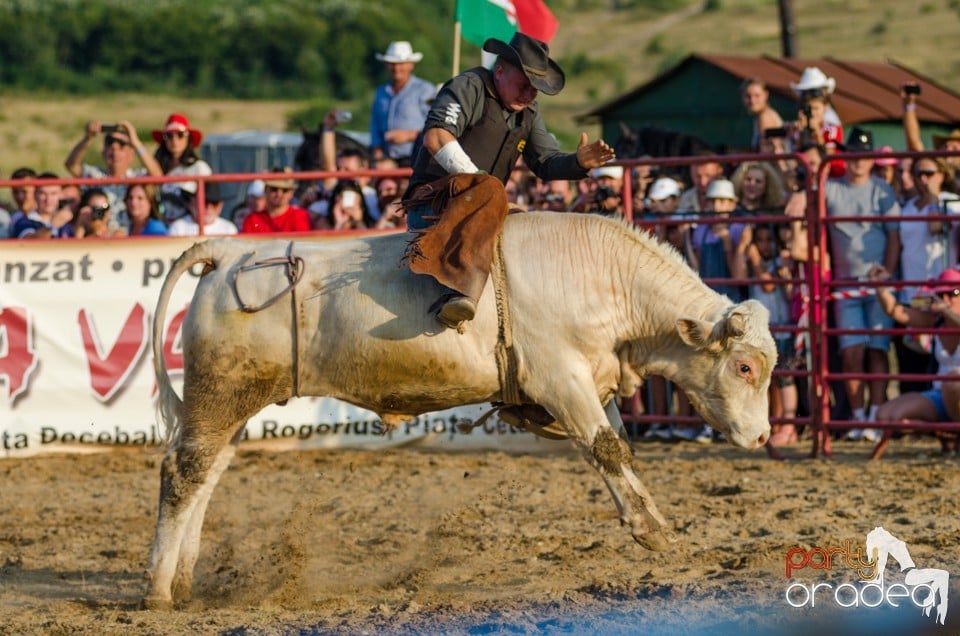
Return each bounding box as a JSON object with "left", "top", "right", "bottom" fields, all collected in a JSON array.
[{"left": 756, "top": 431, "right": 770, "bottom": 447}]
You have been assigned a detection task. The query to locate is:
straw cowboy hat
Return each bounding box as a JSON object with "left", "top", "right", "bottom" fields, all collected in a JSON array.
[
  {"left": 152, "top": 113, "right": 203, "bottom": 146},
  {"left": 790, "top": 67, "right": 836, "bottom": 96},
  {"left": 482, "top": 32, "right": 565, "bottom": 95},
  {"left": 933, "top": 129, "right": 960, "bottom": 149},
  {"left": 263, "top": 167, "right": 297, "bottom": 190},
  {"left": 375, "top": 41, "right": 423, "bottom": 64}
]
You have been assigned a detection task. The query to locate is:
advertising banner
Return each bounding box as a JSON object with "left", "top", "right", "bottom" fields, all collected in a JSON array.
[{"left": 0, "top": 236, "right": 565, "bottom": 457}]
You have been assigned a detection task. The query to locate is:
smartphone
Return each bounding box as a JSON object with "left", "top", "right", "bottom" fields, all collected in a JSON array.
[
  {"left": 910, "top": 296, "right": 933, "bottom": 309},
  {"left": 904, "top": 83, "right": 921, "bottom": 96},
  {"left": 764, "top": 126, "right": 788, "bottom": 139},
  {"left": 335, "top": 110, "right": 352, "bottom": 124},
  {"left": 101, "top": 123, "right": 120, "bottom": 134},
  {"left": 340, "top": 190, "right": 358, "bottom": 208}
]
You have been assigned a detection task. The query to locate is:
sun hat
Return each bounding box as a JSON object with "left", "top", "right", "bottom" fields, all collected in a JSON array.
[
  {"left": 921, "top": 267, "right": 960, "bottom": 295},
  {"left": 647, "top": 177, "right": 681, "bottom": 201},
  {"left": 790, "top": 67, "right": 836, "bottom": 95},
  {"left": 705, "top": 179, "right": 737, "bottom": 201},
  {"left": 933, "top": 128, "right": 960, "bottom": 149},
  {"left": 375, "top": 41, "right": 423, "bottom": 64},
  {"left": 591, "top": 165, "right": 623, "bottom": 180},
  {"left": 246, "top": 179, "right": 265, "bottom": 197},
  {"left": 263, "top": 167, "right": 297, "bottom": 190},
  {"left": 482, "top": 32, "right": 565, "bottom": 95},
  {"left": 152, "top": 113, "right": 203, "bottom": 146},
  {"left": 874, "top": 146, "right": 898, "bottom": 167}
]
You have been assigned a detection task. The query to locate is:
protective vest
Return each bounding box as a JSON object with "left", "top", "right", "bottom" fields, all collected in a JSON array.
[{"left": 407, "top": 67, "right": 537, "bottom": 191}]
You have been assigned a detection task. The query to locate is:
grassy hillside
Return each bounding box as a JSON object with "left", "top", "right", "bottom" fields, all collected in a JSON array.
[{"left": 1, "top": 0, "right": 957, "bottom": 177}]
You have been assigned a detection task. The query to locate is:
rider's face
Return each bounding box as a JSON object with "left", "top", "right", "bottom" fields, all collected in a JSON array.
[{"left": 494, "top": 62, "right": 538, "bottom": 112}]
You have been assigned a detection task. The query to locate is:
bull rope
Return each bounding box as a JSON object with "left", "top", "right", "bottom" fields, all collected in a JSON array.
[
  {"left": 491, "top": 232, "right": 522, "bottom": 405},
  {"left": 230, "top": 242, "right": 306, "bottom": 397}
]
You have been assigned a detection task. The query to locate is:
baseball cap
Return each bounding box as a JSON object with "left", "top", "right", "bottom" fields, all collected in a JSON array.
[
  {"left": 647, "top": 178, "right": 681, "bottom": 201},
  {"left": 591, "top": 165, "right": 624, "bottom": 180}
]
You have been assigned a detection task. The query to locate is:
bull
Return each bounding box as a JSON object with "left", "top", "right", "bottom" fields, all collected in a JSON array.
[{"left": 143, "top": 211, "right": 777, "bottom": 610}]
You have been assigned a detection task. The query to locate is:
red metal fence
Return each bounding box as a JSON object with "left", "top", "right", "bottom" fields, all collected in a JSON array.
[{"left": 5, "top": 150, "right": 959, "bottom": 458}]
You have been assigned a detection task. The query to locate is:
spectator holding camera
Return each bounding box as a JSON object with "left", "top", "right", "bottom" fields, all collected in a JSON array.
[
  {"left": 790, "top": 67, "right": 842, "bottom": 128},
  {"left": 327, "top": 180, "right": 376, "bottom": 230},
  {"left": 902, "top": 82, "right": 960, "bottom": 192},
  {"left": 64, "top": 120, "right": 162, "bottom": 217},
  {"left": 71, "top": 187, "right": 125, "bottom": 239},
  {"left": 314, "top": 110, "right": 381, "bottom": 226},
  {"left": 587, "top": 165, "right": 624, "bottom": 216}
]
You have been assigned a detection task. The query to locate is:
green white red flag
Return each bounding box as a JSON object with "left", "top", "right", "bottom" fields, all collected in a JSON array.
[{"left": 455, "top": 0, "right": 559, "bottom": 47}]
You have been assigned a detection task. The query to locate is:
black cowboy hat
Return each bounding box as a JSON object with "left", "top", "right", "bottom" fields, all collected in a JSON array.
[
  {"left": 482, "top": 32, "right": 565, "bottom": 95},
  {"left": 841, "top": 127, "right": 874, "bottom": 152}
]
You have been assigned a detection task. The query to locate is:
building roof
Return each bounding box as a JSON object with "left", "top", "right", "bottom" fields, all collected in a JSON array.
[{"left": 579, "top": 54, "right": 960, "bottom": 126}]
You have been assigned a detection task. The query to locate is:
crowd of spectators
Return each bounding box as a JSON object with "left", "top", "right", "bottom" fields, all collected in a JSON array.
[{"left": 2, "top": 51, "right": 958, "bottom": 454}]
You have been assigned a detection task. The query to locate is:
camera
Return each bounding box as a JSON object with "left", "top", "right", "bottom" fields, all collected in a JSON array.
[
  {"left": 904, "top": 83, "right": 921, "bottom": 96},
  {"left": 90, "top": 204, "right": 110, "bottom": 220},
  {"left": 335, "top": 110, "right": 352, "bottom": 124},
  {"left": 594, "top": 185, "right": 618, "bottom": 203},
  {"left": 101, "top": 123, "right": 120, "bottom": 134}
]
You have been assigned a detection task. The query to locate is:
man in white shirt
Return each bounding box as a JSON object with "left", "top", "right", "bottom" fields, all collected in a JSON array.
[{"left": 168, "top": 182, "right": 237, "bottom": 236}]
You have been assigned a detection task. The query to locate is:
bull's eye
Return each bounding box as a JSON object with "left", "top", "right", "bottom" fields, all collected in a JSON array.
[{"left": 738, "top": 362, "right": 752, "bottom": 376}]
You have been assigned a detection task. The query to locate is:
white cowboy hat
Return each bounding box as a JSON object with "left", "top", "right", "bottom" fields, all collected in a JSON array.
[
  {"left": 790, "top": 67, "right": 836, "bottom": 95},
  {"left": 375, "top": 41, "right": 423, "bottom": 64},
  {"left": 706, "top": 179, "right": 737, "bottom": 201}
]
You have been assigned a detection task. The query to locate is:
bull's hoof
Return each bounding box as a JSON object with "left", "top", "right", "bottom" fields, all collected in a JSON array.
[
  {"left": 632, "top": 528, "right": 677, "bottom": 552},
  {"left": 141, "top": 595, "right": 173, "bottom": 611}
]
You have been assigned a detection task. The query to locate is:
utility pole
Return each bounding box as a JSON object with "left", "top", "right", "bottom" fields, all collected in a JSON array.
[{"left": 778, "top": 0, "right": 796, "bottom": 57}]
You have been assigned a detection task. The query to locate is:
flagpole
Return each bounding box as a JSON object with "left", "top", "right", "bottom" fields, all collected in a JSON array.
[{"left": 452, "top": 20, "right": 462, "bottom": 77}]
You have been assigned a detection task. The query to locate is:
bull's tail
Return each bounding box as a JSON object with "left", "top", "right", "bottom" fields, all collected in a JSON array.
[{"left": 153, "top": 240, "right": 217, "bottom": 447}]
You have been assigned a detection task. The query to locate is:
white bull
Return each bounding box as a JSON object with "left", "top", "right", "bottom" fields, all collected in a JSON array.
[{"left": 143, "top": 212, "right": 777, "bottom": 610}]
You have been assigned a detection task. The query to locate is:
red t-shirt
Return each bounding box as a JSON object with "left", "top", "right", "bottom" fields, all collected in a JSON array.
[{"left": 241, "top": 206, "right": 311, "bottom": 233}]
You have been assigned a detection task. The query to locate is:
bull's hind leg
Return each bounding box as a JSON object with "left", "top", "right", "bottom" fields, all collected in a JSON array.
[
  {"left": 171, "top": 425, "right": 246, "bottom": 603},
  {"left": 541, "top": 379, "right": 676, "bottom": 551},
  {"left": 144, "top": 424, "right": 243, "bottom": 610}
]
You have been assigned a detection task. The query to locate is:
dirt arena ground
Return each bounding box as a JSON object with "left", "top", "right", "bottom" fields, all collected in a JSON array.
[{"left": 1, "top": 436, "right": 958, "bottom": 635}]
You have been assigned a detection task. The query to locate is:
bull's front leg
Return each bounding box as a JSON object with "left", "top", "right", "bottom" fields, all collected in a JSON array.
[{"left": 583, "top": 400, "right": 677, "bottom": 551}]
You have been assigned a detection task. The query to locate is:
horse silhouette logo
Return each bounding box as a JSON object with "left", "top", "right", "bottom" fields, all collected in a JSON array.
[{"left": 866, "top": 526, "right": 949, "bottom": 625}]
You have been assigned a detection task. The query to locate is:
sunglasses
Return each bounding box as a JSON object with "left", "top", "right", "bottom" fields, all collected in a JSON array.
[
  {"left": 265, "top": 186, "right": 290, "bottom": 193},
  {"left": 163, "top": 131, "right": 188, "bottom": 140},
  {"left": 939, "top": 288, "right": 960, "bottom": 298},
  {"left": 104, "top": 135, "right": 130, "bottom": 148},
  {"left": 916, "top": 169, "right": 940, "bottom": 178}
]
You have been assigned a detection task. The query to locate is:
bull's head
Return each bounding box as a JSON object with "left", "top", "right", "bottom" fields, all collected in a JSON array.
[{"left": 675, "top": 300, "right": 777, "bottom": 449}]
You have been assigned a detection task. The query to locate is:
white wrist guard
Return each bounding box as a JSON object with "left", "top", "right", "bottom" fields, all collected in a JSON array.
[{"left": 433, "top": 140, "right": 480, "bottom": 174}]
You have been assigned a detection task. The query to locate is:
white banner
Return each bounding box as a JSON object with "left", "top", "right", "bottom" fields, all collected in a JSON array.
[{"left": 0, "top": 235, "right": 566, "bottom": 457}]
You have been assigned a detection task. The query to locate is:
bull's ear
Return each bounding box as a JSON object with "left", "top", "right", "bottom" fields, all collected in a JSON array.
[{"left": 677, "top": 317, "right": 715, "bottom": 349}]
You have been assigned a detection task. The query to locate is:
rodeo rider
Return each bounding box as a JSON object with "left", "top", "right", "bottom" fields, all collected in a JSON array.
[{"left": 402, "top": 31, "right": 616, "bottom": 330}]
